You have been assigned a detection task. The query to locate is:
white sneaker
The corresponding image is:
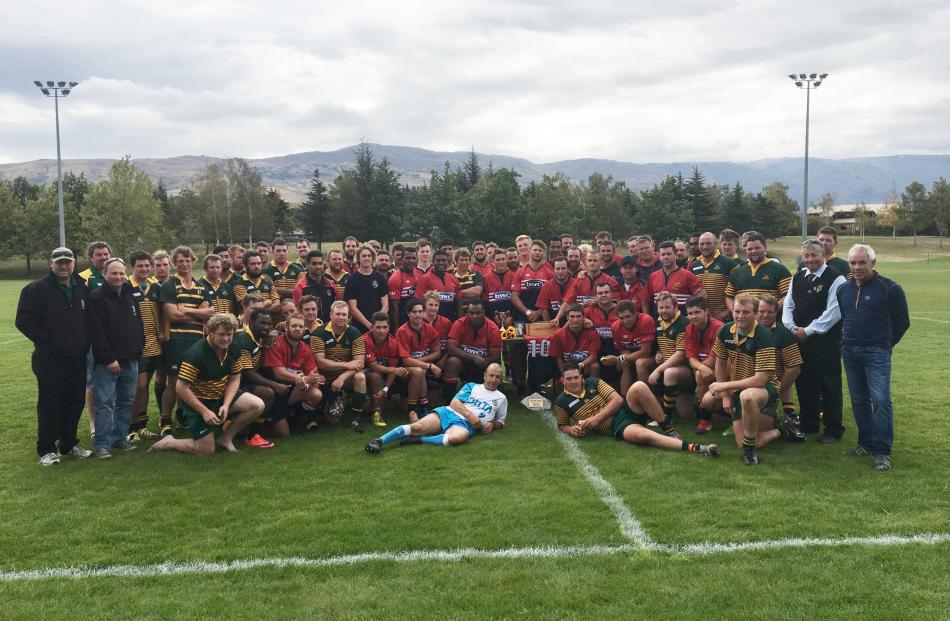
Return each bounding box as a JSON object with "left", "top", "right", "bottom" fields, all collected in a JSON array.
[
  {"left": 39, "top": 452, "right": 61, "bottom": 466},
  {"left": 61, "top": 444, "right": 93, "bottom": 460}
]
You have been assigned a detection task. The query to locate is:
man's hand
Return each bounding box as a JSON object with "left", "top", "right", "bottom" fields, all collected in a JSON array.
[
  {"left": 794, "top": 327, "right": 808, "bottom": 341},
  {"left": 348, "top": 359, "right": 365, "bottom": 371},
  {"left": 709, "top": 382, "right": 725, "bottom": 397},
  {"left": 648, "top": 370, "right": 660, "bottom": 386},
  {"left": 309, "top": 372, "right": 326, "bottom": 385},
  {"left": 721, "top": 394, "right": 734, "bottom": 416},
  {"left": 274, "top": 383, "right": 291, "bottom": 398},
  {"left": 481, "top": 421, "right": 494, "bottom": 434},
  {"left": 569, "top": 424, "right": 586, "bottom": 437},
  {"left": 202, "top": 407, "right": 221, "bottom": 425},
  {"left": 394, "top": 367, "right": 409, "bottom": 378},
  {"left": 106, "top": 361, "right": 121, "bottom": 374},
  {"left": 331, "top": 376, "right": 346, "bottom": 392},
  {"left": 429, "top": 364, "right": 442, "bottom": 379},
  {"left": 294, "top": 373, "right": 309, "bottom": 390},
  {"left": 698, "top": 366, "right": 715, "bottom": 382}
]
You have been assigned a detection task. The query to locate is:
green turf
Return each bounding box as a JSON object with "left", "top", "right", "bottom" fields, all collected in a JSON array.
[{"left": 0, "top": 257, "right": 947, "bottom": 618}]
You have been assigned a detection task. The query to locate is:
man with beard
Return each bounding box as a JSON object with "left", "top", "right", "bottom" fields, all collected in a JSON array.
[{"left": 293, "top": 250, "right": 338, "bottom": 324}]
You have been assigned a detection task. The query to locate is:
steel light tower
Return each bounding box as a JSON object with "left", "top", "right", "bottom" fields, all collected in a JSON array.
[
  {"left": 33, "top": 80, "right": 79, "bottom": 247},
  {"left": 789, "top": 73, "right": 828, "bottom": 241}
]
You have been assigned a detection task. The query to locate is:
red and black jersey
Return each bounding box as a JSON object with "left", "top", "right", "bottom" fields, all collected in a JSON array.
[
  {"left": 684, "top": 317, "right": 724, "bottom": 363},
  {"left": 584, "top": 303, "right": 618, "bottom": 342},
  {"left": 611, "top": 313, "right": 656, "bottom": 353},
  {"left": 395, "top": 322, "right": 440, "bottom": 361},
  {"left": 571, "top": 271, "right": 619, "bottom": 305},
  {"left": 482, "top": 269, "right": 516, "bottom": 319},
  {"left": 549, "top": 325, "right": 601, "bottom": 364},
  {"left": 362, "top": 332, "right": 402, "bottom": 368},
  {"left": 511, "top": 263, "right": 555, "bottom": 319},
  {"left": 617, "top": 279, "right": 647, "bottom": 312},
  {"left": 472, "top": 262, "right": 494, "bottom": 277},
  {"left": 536, "top": 277, "right": 577, "bottom": 316},
  {"left": 263, "top": 334, "right": 317, "bottom": 376},
  {"left": 418, "top": 271, "right": 462, "bottom": 321},
  {"left": 388, "top": 268, "right": 425, "bottom": 325},
  {"left": 448, "top": 316, "right": 502, "bottom": 358},
  {"left": 646, "top": 267, "right": 704, "bottom": 311}
]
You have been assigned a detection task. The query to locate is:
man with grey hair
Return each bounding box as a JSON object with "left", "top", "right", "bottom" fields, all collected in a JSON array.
[
  {"left": 782, "top": 240, "right": 846, "bottom": 442},
  {"left": 835, "top": 244, "right": 909, "bottom": 471}
]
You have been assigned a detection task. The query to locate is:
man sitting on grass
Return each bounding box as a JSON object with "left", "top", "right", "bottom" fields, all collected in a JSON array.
[
  {"left": 149, "top": 313, "right": 266, "bottom": 455},
  {"left": 364, "top": 363, "right": 507, "bottom": 454},
  {"left": 554, "top": 364, "right": 719, "bottom": 457}
]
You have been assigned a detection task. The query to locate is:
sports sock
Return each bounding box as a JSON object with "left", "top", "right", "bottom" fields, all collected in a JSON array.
[
  {"left": 154, "top": 381, "right": 166, "bottom": 409},
  {"left": 696, "top": 406, "right": 712, "bottom": 422},
  {"left": 379, "top": 424, "right": 410, "bottom": 446},
  {"left": 351, "top": 391, "right": 367, "bottom": 409},
  {"left": 743, "top": 434, "right": 757, "bottom": 448},
  {"left": 420, "top": 433, "right": 448, "bottom": 446},
  {"left": 782, "top": 401, "right": 795, "bottom": 415},
  {"left": 129, "top": 413, "right": 147, "bottom": 432},
  {"left": 660, "top": 415, "right": 675, "bottom": 434},
  {"left": 175, "top": 407, "right": 185, "bottom": 425},
  {"left": 681, "top": 441, "right": 700, "bottom": 453}
]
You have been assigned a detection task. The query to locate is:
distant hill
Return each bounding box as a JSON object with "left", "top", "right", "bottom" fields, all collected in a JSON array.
[{"left": 1, "top": 145, "right": 947, "bottom": 205}]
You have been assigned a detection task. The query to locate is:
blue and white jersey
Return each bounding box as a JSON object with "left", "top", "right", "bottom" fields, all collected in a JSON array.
[{"left": 453, "top": 382, "right": 508, "bottom": 426}]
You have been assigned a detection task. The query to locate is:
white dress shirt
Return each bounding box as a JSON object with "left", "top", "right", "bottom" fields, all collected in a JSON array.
[{"left": 782, "top": 263, "right": 846, "bottom": 336}]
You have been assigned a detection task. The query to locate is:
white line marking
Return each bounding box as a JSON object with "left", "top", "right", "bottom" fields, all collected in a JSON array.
[
  {"left": 664, "top": 533, "right": 950, "bottom": 555},
  {"left": 2, "top": 534, "right": 948, "bottom": 582},
  {"left": 0, "top": 337, "right": 26, "bottom": 346},
  {"left": 538, "top": 409, "right": 652, "bottom": 546},
  {"left": 911, "top": 316, "right": 950, "bottom": 324}
]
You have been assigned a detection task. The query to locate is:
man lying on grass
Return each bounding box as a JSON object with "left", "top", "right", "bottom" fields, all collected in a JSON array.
[
  {"left": 364, "top": 363, "right": 507, "bottom": 454},
  {"left": 555, "top": 363, "right": 719, "bottom": 458},
  {"left": 149, "top": 313, "right": 266, "bottom": 455}
]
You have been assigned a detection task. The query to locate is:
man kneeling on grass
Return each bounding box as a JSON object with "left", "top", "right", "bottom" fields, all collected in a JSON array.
[
  {"left": 554, "top": 364, "right": 719, "bottom": 457},
  {"left": 149, "top": 313, "right": 265, "bottom": 455},
  {"left": 364, "top": 363, "right": 507, "bottom": 454}
]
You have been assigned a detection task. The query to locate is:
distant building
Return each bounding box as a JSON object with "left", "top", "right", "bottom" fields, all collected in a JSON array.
[{"left": 807, "top": 203, "right": 886, "bottom": 235}]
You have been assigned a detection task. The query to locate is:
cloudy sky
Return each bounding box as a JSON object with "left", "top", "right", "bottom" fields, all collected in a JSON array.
[{"left": 3, "top": 0, "right": 949, "bottom": 165}]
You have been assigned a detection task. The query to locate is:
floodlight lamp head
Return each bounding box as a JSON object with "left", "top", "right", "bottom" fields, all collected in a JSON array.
[
  {"left": 33, "top": 80, "right": 42, "bottom": 87},
  {"left": 795, "top": 81, "right": 802, "bottom": 87},
  {"left": 57, "top": 81, "right": 66, "bottom": 87},
  {"left": 41, "top": 88, "right": 50, "bottom": 95},
  {"left": 62, "top": 89, "right": 71, "bottom": 95},
  {"left": 788, "top": 74, "right": 797, "bottom": 79},
  {"left": 819, "top": 73, "right": 828, "bottom": 79},
  {"left": 69, "top": 81, "right": 78, "bottom": 87},
  {"left": 799, "top": 73, "right": 806, "bottom": 79},
  {"left": 809, "top": 73, "right": 817, "bottom": 79},
  {"left": 46, "top": 81, "right": 54, "bottom": 87},
  {"left": 813, "top": 81, "right": 822, "bottom": 88}
]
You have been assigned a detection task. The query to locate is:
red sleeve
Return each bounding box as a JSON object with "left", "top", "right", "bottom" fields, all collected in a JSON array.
[
  {"left": 300, "top": 348, "right": 317, "bottom": 375},
  {"left": 425, "top": 325, "right": 440, "bottom": 353},
  {"left": 536, "top": 282, "right": 552, "bottom": 311},
  {"left": 583, "top": 306, "right": 595, "bottom": 321},
  {"left": 447, "top": 318, "right": 465, "bottom": 345},
  {"left": 639, "top": 315, "right": 656, "bottom": 343},
  {"left": 387, "top": 273, "right": 401, "bottom": 301},
  {"left": 611, "top": 320, "right": 624, "bottom": 352},
  {"left": 586, "top": 330, "right": 601, "bottom": 356},
  {"left": 564, "top": 280, "right": 578, "bottom": 304},
  {"left": 292, "top": 278, "right": 305, "bottom": 303},
  {"left": 548, "top": 330, "right": 564, "bottom": 359},
  {"left": 396, "top": 327, "right": 411, "bottom": 359},
  {"left": 486, "top": 320, "right": 503, "bottom": 349},
  {"left": 362, "top": 335, "right": 377, "bottom": 365}
]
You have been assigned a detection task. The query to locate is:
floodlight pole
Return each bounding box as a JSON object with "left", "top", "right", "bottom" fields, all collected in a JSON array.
[
  {"left": 790, "top": 73, "right": 827, "bottom": 242},
  {"left": 34, "top": 80, "right": 79, "bottom": 247}
]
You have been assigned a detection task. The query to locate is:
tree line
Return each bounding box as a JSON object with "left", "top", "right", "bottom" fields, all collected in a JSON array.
[{"left": 3, "top": 143, "right": 948, "bottom": 274}]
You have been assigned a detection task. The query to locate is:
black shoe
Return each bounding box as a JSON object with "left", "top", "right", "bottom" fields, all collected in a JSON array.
[
  {"left": 698, "top": 443, "right": 720, "bottom": 458},
  {"left": 743, "top": 446, "right": 759, "bottom": 465},
  {"left": 350, "top": 419, "right": 364, "bottom": 434},
  {"left": 818, "top": 433, "right": 840, "bottom": 444},
  {"left": 780, "top": 418, "right": 807, "bottom": 443},
  {"left": 159, "top": 425, "right": 174, "bottom": 438},
  {"left": 364, "top": 439, "right": 382, "bottom": 455},
  {"left": 399, "top": 436, "right": 422, "bottom": 446}
]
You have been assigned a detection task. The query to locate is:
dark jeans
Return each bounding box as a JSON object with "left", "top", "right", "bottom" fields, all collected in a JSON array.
[
  {"left": 842, "top": 345, "right": 893, "bottom": 456},
  {"left": 32, "top": 351, "right": 87, "bottom": 456},
  {"left": 796, "top": 335, "right": 844, "bottom": 437}
]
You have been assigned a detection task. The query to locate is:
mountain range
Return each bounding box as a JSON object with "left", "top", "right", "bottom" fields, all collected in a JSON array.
[{"left": 2, "top": 144, "right": 947, "bottom": 205}]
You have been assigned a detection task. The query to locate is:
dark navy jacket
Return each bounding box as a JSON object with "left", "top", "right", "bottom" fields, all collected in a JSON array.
[{"left": 835, "top": 272, "right": 909, "bottom": 351}]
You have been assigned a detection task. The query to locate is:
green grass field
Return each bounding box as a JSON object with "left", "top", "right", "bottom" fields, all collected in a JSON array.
[{"left": 0, "top": 246, "right": 947, "bottom": 619}]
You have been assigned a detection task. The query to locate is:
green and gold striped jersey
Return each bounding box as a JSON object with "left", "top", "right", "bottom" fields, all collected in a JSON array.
[
  {"left": 198, "top": 277, "right": 235, "bottom": 315},
  {"left": 725, "top": 259, "right": 791, "bottom": 300},
  {"left": 232, "top": 327, "right": 264, "bottom": 370},
  {"left": 689, "top": 251, "right": 738, "bottom": 317},
  {"left": 553, "top": 377, "right": 617, "bottom": 436},
  {"left": 310, "top": 323, "right": 365, "bottom": 377},
  {"left": 233, "top": 274, "right": 279, "bottom": 304},
  {"left": 130, "top": 276, "right": 163, "bottom": 358},
  {"left": 159, "top": 275, "right": 210, "bottom": 341},
  {"left": 177, "top": 336, "right": 245, "bottom": 401},
  {"left": 768, "top": 322, "right": 803, "bottom": 376},
  {"left": 712, "top": 321, "right": 779, "bottom": 391},
  {"left": 656, "top": 311, "right": 688, "bottom": 363},
  {"left": 79, "top": 265, "right": 105, "bottom": 290},
  {"left": 264, "top": 260, "right": 304, "bottom": 292}
]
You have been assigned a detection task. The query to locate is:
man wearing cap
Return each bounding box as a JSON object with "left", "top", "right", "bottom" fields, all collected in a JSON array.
[{"left": 16, "top": 247, "right": 94, "bottom": 465}]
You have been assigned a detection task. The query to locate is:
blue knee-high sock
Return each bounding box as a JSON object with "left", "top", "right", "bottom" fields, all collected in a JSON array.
[
  {"left": 420, "top": 434, "right": 448, "bottom": 446},
  {"left": 378, "top": 425, "right": 411, "bottom": 445}
]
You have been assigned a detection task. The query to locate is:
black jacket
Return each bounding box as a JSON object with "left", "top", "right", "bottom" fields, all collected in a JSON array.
[
  {"left": 88, "top": 282, "right": 145, "bottom": 364},
  {"left": 16, "top": 270, "right": 90, "bottom": 357}
]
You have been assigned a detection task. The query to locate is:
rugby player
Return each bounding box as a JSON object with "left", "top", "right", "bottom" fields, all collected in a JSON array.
[
  {"left": 293, "top": 249, "right": 338, "bottom": 323},
  {"left": 719, "top": 229, "right": 741, "bottom": 261},
  {"left": 311, "top": 301, "right": 368, "bottom": 431},
  {"left": 265, "top": 238, "right": 305, "bottom": 299},
  {"left": 342, "top": 235, "right": 359, "bottom": 273},
  {"left": 444, "top": 300, "right": 502, "bottom": 401},
  {"left": 549, "top": 304, "right": 601, "bottom": 377},
  {"left": 689, "top": 232, "right": 738, "bottom": 322},
  {"left": 418, "top": 250, "right": 462, "bottom": 321},
  {"left": 416, "top": 239, "right": 433, "bottom": 273},
  {"left": 234, "top": 250, "right": 280, "bottom": 312},
  {"left": 232, "top": 308, "right": 285, "bottom": 447},
  {"left": 388, "top": 246, "right": 422, "bottom": 328},
  {"left": 683, "top": 296, "right": 724, "bottom": 434},
  {"left": 344, "top": 245, "right": 389, "bottom": 333},
  {"left": 646, "top": 241, "right": 704, "bottom": 314},
  {"left": 725, "top": 231, "right": 791, "bottom": 311},
  {"left": 554, "top": 365, "right": 716, "bottom": 455},
  {"left": 325, "top": 249, "right": 351, "bottom": 301},
  {"left": 454, "top": 248, "right": 485, "bottom": 302},
  {"left": 198, "top": 254, "right": 234, "bottom": 315},
  {"left": 600, "top": 299, "right": 655, "bottom": 395},
  {"left": 362, "top": 312, "right": 425, "bottom": 427},
  {"left": 395, "top": 298, "right": 442, "bottom": 420},
  {"left": 647, "top": 292, "right": 693, "bottom": 419},
  {"left": 262, "top": 312, "right": 325, "bottom": 436},
  {"left": 816, "top": 226, "right": 851, "bottom": 278},
  {"left": 537, "top": 257, "right": 577, "bottom": 324},
  {"left": 149, "top": 313, "right": 266, "bottom": 455},
  {"left": 364, "top": 363, "right": 507, "bottom": 453},
  {"left": 128, "top": 251, "right": 163, "bottom": 441},
  {"left": 759, "top": 295, "right": 805, "bottom": 435},
  {"left": 511, "top": 240, "right": 555, "bottom": 323}
]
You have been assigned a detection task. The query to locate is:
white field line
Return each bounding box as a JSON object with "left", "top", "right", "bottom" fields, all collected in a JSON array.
[
  {"left": 2, "top": 534, "right": 948, "bottom": 582},
  {"left": 537, "top": 408, "right": 653, "bottom": 546},
  {"left": 910, "top": 315, "right": 950, "bottom": 324},
  {"left": 0, "top": 336, "right": 26, "bottom": 346}
]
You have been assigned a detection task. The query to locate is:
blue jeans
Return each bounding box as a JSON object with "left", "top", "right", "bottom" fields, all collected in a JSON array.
[
  {"left": 842, "top": 345, "right": 893, "bottom": 456},
  {"left": 92, "top": 360, "right": 139, "bottom": 449}
]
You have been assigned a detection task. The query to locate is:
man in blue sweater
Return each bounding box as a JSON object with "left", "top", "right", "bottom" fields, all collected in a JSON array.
[{"left": 836, "top": 244, "right": 910, "bottom": 471}]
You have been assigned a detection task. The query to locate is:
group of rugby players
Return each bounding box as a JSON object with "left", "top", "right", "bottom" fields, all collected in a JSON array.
[{"left": 54, "top": 225, "right": 857, "bottom": 466}]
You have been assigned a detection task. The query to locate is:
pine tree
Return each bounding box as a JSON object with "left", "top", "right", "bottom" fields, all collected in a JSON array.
[{"left": 299, "top": 168, "right": 330, "bottom": 249}]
